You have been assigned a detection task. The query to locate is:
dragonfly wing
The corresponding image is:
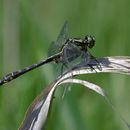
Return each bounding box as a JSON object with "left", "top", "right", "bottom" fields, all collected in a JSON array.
[
  {"left": 48, "top": 41, "right": 58, "bottom": 56},
  {"left": 56, "top": 21, "right": 69, "bottom": 47},
  {"left": 62, "top": 43, "right": 83, "bottom": 67},
  {"left": 48, "top": 21, "right": 69, "bottom": 56}
]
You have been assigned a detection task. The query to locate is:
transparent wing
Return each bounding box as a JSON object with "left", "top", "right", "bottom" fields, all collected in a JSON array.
[
  {"left": 48, "top": 41, "right": 58, "bottom": 57},
  {"left": 56, "top": 21, "right": 69, "bottom": 47},
  {"left": 62, "top": 43, "right": 82, "bottom": 63},
  {"left": 48, "top": 21, "right": 69, "bottom": 56}
]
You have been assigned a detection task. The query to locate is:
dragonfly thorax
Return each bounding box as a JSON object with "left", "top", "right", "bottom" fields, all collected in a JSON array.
[{"left": 69, "top": 35, "right": 95, "bottom": 50}]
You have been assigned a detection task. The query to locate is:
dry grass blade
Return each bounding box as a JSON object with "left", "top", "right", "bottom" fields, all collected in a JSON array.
[
  {"left": 61, "top": 56, "right": 130, "bottom": 80},
  {"left": 59, "top": 78, "right": 105, "bottom": 96},
  {"left": 19, "top": 56, "right": 130, "bottom": 130}
]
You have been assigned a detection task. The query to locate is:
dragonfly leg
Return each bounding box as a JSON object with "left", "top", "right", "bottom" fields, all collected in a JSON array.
[
  {"left": 91, "top": 56, "right": 102, "bottom": 71},
  {"left": 87, "top": 51, "right": 102, "bottom": 71}
]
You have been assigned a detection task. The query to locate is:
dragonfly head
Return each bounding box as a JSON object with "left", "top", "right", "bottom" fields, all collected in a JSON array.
[{"left": 84, "top": 35, "right": 95, "bottom": 48}]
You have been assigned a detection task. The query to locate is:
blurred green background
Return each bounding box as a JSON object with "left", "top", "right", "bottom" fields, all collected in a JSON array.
[{"left": 0, "top": 0, "right": 130, "bottom": 130}]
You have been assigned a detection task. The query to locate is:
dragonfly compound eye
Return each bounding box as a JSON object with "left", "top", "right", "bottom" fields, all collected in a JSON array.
[{"left": 85, "top": 35, "right": 95, "bottom": 48}]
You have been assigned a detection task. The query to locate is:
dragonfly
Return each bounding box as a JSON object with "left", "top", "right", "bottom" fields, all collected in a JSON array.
[{"left": 0, "top": 21, "right": 96, "bottom": 86}]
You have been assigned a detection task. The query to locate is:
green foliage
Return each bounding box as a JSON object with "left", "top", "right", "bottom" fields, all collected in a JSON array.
[{"left": 0, "top": 0, "right": 130, "bottom": 130}]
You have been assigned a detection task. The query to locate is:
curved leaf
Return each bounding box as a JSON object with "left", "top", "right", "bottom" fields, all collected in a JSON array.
[{"left": 19, "top": 56, "right": 130, "bottom": 130}]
